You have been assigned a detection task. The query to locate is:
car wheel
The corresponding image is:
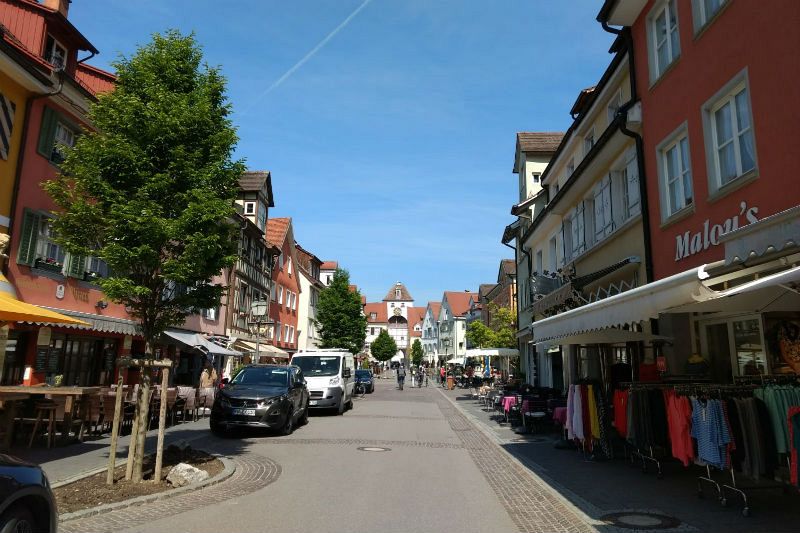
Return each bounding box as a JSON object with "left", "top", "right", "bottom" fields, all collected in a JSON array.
[
  {"left": 369, "top": 385, "right": 374, "bottom": 394},
  {"left": 280, "top": 409, "right": 294, "bottom": 435},
  {"left": 336, "top": 397, "right": 345, "bottom": 415},
  {"left": 0, "top": 504, "right": 36, "bottom": 533},
  {"left": 299, "top": 403, "right": 309, "bottom": 426}
]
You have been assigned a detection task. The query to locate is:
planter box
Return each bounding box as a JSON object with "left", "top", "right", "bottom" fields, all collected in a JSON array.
[{"left": 34, "top": 260, "right": 63, "bottom": 274}]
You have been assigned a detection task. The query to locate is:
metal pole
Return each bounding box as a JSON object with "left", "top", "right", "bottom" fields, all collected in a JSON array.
[{"left": 255, "top": 317, "right": 260, "bottom": 363}]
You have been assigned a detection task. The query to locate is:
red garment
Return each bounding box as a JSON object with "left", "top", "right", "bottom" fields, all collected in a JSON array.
[
  {"left": 638, "top": 363, "right": 660, "bottom": 382},
  {"left": 664, "top": 389, "right": 694, "bottom": 467},
  {"left": 790, "top": 407, "right": 800, "bottom": 486},
  {"left": 613, "top": 389, "right": 629, "bottom": 438},
  {"left": 720, "top": 399, "right": 736, "bottom": 469}
]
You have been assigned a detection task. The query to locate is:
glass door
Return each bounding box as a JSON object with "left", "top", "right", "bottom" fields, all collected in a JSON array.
[{"left": 699, "top": 314, "right": 769, "bottom": 382}]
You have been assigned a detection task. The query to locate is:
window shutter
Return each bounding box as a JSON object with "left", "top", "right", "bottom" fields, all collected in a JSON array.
[
  {"left": 67, "top": 253, "right": 86, "bottom": 278},
  {"left": 16, "top": 210, "right": 40, "bottom": 265},
  {"left": 37, "top": 107, "right": 58, "bottom": 159}
]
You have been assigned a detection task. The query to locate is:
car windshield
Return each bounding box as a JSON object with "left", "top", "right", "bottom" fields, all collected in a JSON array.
[
  {"left": 292, "top": 356, "right": 341, "bottom": 377},
  {"left": 231, "top": 367, "right": 289, "bottom": 387},
  {"left": 355, "top": 370, "right": 370, "bottom": 378}
]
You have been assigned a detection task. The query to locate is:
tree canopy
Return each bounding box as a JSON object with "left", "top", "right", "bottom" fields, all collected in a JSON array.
[
  {"left": 465, "top": 320, "right": 495, "bottom": 348},
  {"left": 465, "top": 304, "right": 518, "bottom": 349},
  {"left": 370, "top": 329, "right": 397, "bottom": 363},
  {"left": 43, "top": 30, "right": 243, "bottom": 352},
  {"left": 315, "top": 268, "right": 367, "bottom": 355},
  {"left": 410, "top": 338, "right": 423, "bottom": 365}
]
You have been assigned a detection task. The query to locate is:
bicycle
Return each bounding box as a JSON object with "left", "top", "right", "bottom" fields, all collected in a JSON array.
[{"left": 354, "top": 380, "right": 367, "bottom": 399}]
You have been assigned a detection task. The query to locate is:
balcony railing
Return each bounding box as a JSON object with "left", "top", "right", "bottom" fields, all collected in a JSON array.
[{"left": 529, "top": 272, "right": 564, "bottom": 300}]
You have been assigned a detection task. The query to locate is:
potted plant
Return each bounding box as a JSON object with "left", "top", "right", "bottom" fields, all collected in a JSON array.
[{"left": 84, "top": 270, "right": 101, "bottom": 282}]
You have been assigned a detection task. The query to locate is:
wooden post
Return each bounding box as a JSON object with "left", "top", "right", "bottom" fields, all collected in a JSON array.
[
  {"left": 154, "top": 367, "right": 169, "bottom": 482},
  {"left": 125, "top": 387, "right": 140, "bottom": 481},
  {"left": 106, "top": 374, "right": 126, "bottom": 485}
]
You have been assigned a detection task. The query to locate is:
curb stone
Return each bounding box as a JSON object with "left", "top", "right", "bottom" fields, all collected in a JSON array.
[{"left": 58, "top": 455, "right": 235, "bottom": 523}]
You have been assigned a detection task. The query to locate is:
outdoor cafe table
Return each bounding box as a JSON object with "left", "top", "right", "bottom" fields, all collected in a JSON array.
[
  {"left": 502, "top": 395, "right": 517, "bottom": 413},
  {"left": 0, "top": 386, "right": 101, "bottom": 446}
]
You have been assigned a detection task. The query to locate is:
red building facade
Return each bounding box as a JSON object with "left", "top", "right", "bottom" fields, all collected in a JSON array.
[
  {"left": 266, "top": 218, "right": 300, "bottom": 354},
  {"left": 607, "top": 0, "right": 800, "bottom": 278}
]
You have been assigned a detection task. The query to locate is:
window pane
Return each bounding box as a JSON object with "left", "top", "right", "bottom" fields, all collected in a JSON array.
[
  {"left": 657, "top": 41, "right": 669, "bottom": 74},
  {"left": 666, "top": 145, "right": 678, "bottom": 183},
  {"left": 738, "top": 130, "right": 756, "bottom": 174},
  {"left": 734, "top": 90, "right": 751, "bottom": 131},
  {"left": 733, "top": 318, "right": 766, "bottom": 376},
  {"left": 714, "top": 102, "right": 733, "bottom": 145},
  {"left": 680, "top": 138, "right": 693, "bottom": 203},
  {"left": 669, "top": 180, "right": 680, "bottom": 214}
]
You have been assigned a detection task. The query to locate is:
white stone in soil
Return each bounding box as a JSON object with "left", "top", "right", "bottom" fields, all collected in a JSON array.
[{"left": 166, "top": 462, "right": 209, "bottom": 487}]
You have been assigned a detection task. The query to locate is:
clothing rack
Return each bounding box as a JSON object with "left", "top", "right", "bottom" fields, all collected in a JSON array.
[
  {"left": 734, "top": 374, "right": 799, "bottom": 385},
  {"left": 620, "top": 382, "right": 672, "bottom": 478}
]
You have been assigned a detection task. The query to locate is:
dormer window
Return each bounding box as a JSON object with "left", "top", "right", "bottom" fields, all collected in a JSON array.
[
  {"left": 244, "top": 202, "right": 256, "bottom": 215},
  {"left": 44, "top": 35, "right": 67, "bottom": 70},
  {"left": 395, "top": 289, "right": 401, "bottom": 298}
]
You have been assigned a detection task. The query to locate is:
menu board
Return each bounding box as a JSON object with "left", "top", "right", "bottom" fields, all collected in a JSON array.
[
  {"left": 35, "top": 346, "right": 49, "bottom": 372},
  {"left": 48, "top": 347, "right": 62, "bottom": 373}
]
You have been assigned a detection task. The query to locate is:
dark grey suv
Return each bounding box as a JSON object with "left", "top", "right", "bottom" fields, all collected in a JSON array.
[
  {"left": 0, "top": 454, "right": 57, "bottom": 533},
  {"left": 211, "top": 365, "right": 309, "bottom": 436}
]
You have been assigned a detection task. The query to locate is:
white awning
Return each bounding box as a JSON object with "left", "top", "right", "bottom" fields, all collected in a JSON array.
[
  {"left": 534, "top": 329, "right": 672, "bottom": 346},
  {"left": 665, "top": 265, "right": 800, "bottom": 315},
  {"left": 531, "top": 265, "right": 716, "bottom": 343},
  {"left": 445, "top": 357, "right": 465, "bottom": 365},
  {"left": 163, "top": 329, "right": 241, "bottom": 357},
  {"left": 464, "top": 348, "right": 519, "bottom": 357}
]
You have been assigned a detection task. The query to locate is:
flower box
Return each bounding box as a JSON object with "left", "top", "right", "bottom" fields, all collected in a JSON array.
[{"left": 34, "top": 258, "right": 64, "bottom": 273}]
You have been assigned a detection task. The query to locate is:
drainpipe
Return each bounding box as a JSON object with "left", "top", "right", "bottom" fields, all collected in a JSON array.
[
  {"left": 600, "top": 23, "right": 658, "bottom": 340},
  {"left": 502, "top": 240, "right": 520, "bottom": 333},
  {"left": 4, "top": 72, "right": 64, "bottom": 277}
]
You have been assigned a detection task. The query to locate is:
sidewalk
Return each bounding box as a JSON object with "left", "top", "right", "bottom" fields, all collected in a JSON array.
[
  {"left": 11, "top": 417, "right": 212, "bottom": 485},
  {"left": 439, "top": 385, "right": 800, "bottom": 533}
]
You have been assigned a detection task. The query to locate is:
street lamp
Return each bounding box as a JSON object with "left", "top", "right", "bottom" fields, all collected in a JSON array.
[{"left": 248, "top": 300, "right": 269, "bottom": 363}]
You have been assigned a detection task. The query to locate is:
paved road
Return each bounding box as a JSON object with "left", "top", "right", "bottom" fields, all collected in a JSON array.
[{"left": 61, "top": 378, "right": 595, "bottom": 533}]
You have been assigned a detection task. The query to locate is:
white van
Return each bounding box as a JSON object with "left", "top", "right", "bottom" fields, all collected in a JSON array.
[{"left": 290, "top": 350, "right": 355, "bottom": 414}]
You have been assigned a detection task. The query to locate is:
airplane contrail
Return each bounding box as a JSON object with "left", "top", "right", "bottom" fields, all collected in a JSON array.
[{"left": 246, "top": 0, "right": 374, "bottom": 108}]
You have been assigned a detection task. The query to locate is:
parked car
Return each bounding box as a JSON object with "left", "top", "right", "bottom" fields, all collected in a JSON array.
[
  {"left": 354, "top": 369, "right": 374, "bottom": 393},
  {"left": 211, "top": 364, "right": 309, "bottom": 436},
  {"left": 291, "top": 350, "right": 356, "bottom": 414},
  {"left": 0, "top": 454, "right": 57, "bottom": 533}
]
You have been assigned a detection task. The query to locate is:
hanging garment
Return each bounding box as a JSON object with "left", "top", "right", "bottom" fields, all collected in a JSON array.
[
  {"left": 626, "top": 389, "right": 637, "bottom": 446},
  {"left": 725, "top": 400, "right": 745, "bottom": 472},
  {"left": 594, "top": 384, "right": 613, "bottom": 459},
  {"left": 665, "top": 390, "right": 694, "bottom": 467},
  {"left": 789, "top": 407, "right": 800, "bottom": 486},
  {"left": 754, "top": 397, "right": 778, "bottom": 476},
  {"left": 744, "top": 397, "right": 767, "bottom": 479},
  {"left": 588, "top": 384, "right": 601, "bottom": 440},
  {"left": 566, "top": 384, "right": 575, "bottom": 440},
  {"left": 649, "top": 388, "right": 669, "bottom": 449},
  {"left": 720, "top": 399, "right": 737, "bottom": 469},
  {"left": 691, "top": 398, "right": 731, "bottom": 470},
  {"left": 731, "top": 399, "right": 752, "bottom": 476},
  {"left": 572, "top": 384, "right": 584, "bottom": 441},
  {"left": 613, "top": 389, "right": 628, "bottom": 438},
  {"left": 581, "top": 384, "right": 591, "bottom": 445}
]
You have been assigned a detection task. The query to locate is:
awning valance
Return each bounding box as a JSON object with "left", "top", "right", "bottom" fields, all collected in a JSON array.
[
  {"left": 534, "top": 329, "right": 671, "bottom": 346},
  {"left": 1, "top": 274, "right": 90, "bottom": 327},
  {"left": 722, "top": 205, "right": 800, "bottom": 265},
  {"left": 531, "top": 265, "right": 716, "bottom": 343},
  {"left": 465, "top": 348, "right": 519, "bottom": 357}
]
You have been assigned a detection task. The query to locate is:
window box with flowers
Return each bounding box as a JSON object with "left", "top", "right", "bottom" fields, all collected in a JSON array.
[{"left": 34, "top": 257, "right": 64, "bottom": 273}]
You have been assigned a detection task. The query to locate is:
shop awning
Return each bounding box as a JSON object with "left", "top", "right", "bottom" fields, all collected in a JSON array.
[
  {"left": 665, "top": 265, "right": 800, "bottom": 315},
  {"left": 445, "top": 357, "right": 465, "bottom": 365},
  {"left": 251, "top": 342, "right": 290, "bottom": 359},
  {"left": 163, "top": 329, "right": 241, "bottom": 357},
  {"left": 465, "top": 348, "right": 519, "bottom": 357},
  {"left": 531, "top": 265, "right": 717, "bottom": 343},
  {"left": 0, "top": 275, "right": 90, "bottom": 327},
  {"left": 534, "top": 329, "right": 671, "bottom": 346}
]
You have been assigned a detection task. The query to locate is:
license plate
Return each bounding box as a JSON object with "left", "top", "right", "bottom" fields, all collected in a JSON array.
[
  {"left": 309, "top": 400, "right": 318, "bottom": 406},
  {"left": 232, "top": 408, "right": 256, "bottom": 416}
]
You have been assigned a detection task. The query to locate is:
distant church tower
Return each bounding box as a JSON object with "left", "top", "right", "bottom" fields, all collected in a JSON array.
[{"left": 383, "top": 282, "right": 414, "bottom": 354}]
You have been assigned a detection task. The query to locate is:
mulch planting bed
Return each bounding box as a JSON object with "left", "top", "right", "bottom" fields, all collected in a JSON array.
[{"left": 54, "top": 445, "right": 224, "bottom": 515}]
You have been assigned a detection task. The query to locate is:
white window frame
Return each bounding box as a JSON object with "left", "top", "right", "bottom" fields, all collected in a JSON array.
[
  {"left": 532, "top": 172, "right": 541, "bottom": 184},
  {"left": 656, "top": 123, "right": 694, "bottom": 222},
  {"left": 583, "top": 130, "right": 594, "bottom": 156},
  {"left": 277, "top": 285, "right": 283, "bottom": 305},
  {"left": 287, "top": 257, "right": 292, "bottom": 275},
  {"left": 570, "top": 203, "right": 586, "bottom": 258},
  {"left": 244, "top": 201, "right": 256, "bottom": 215},
  {"left": 607, "top": 88, "right": 623, "bottom": 124},
  {"left": 44, "top": 35, "right": 67, "bottom": 69},
  {"left": 566, "top": 158, "right": 575, "bottom": 176},
  {"left": 621, "top": 150, "right": 641, "bottom": 220},
  {"left": 702, "top": 73, "right": 757, "bottom": 194},
  {"left": 535, "top": 250, "right": 543, "bottom": 275},
  {"left": 548, "top": 237, "right": 557, "bottom": 273},
  {"left": 647, "top": 0, "right": 681, "bottom": 83},
  {"left": 692, "top": 0, "right": 727, "bottom": 33},
  {"left": 51, "top": 121, "right": 75, "bottom": 164}
]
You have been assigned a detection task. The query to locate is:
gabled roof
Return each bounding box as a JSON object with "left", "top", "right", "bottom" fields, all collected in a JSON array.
[
  {"left": 516, "top": 132, "right": 564, "bottom": 154},
  {"left": 479, "top": 284, "right": 498, "bottom": 300},
  {"left": 383, "top": 282, "right": 414, "bottom": 302},
  {"left": 500, "top": 259, "right": 516, "bottom": 279},
  {"left": 426, "top": 302, "right": 441, "bottom": 320},
  {"left": 363, "top": 302, "right": 387, "bottom": 324},
  {"left": 238, "top": 171, "right": 275, "bottom": 207},
  {"left": 266, "top": 217, "right": 291, "bottom": 248},
  {"left": 444, "top": 291, "right": 478, "bottom": 317},
  {"left": 570, "top": 86, "right": 597, "bottom": 117},
  {"left": 320, "top": 261, "right": 338, "bottom": 270},
  {"left": 407, "top": 307, "right": 426, "bottom": 326}
]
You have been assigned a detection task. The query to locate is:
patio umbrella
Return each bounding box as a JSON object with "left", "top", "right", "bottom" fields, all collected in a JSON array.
[{"left": 0, "top": 274, "right": 89, "bottom": 326}]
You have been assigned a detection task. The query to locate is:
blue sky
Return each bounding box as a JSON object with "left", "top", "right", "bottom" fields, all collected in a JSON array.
[{"left": 70, "top": 0, "right": 615, "bottom": 306}]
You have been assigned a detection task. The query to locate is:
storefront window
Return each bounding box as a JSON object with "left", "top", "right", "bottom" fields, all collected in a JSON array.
[{"left": 732, "top": 318, "right": 767, "bottom": 376}]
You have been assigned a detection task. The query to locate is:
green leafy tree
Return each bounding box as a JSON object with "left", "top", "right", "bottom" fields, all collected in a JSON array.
[
  {"left": 43, "top": 31, "right": 243, "bottom": 483},
  {"left": 370, "top": 329, "right": 397, "bottom": 362},
  {"left": 316, "top": 268, "right": 367, "bottom": 354},
  {"left": 465, "top": 320, "right": 497, "bottom": 348},
  {"left": 410, "top": 338, "right": 424, "bottom": 365},
  {"left": 489, "top": 304, "right": 517, "bottom": 349}
]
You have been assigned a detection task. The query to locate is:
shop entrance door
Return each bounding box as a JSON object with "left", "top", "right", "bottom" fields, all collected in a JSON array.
[{"left": 703, "top": 323, "right": 734, "bottom": 384}]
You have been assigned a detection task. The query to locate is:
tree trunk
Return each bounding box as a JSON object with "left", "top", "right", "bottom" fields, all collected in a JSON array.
[{"left": 131, "top": 337, "right": 154, "bottom": 483}]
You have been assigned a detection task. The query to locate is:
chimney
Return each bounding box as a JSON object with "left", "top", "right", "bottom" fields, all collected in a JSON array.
[{"left": 42, "top": 0, "right": 70, "bottom": 17}]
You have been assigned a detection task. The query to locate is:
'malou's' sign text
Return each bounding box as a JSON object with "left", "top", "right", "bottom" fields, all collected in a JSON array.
[{"left": 675, "top": 201, "right": 759, "bottom": 261}]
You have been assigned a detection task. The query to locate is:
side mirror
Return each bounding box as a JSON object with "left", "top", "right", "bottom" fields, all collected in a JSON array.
[
  {"left": 293, "top": 380, "right": 305, "bottom": 389},
  {"left": 343, "top": 369, "right": 351, "bottom": 379}
]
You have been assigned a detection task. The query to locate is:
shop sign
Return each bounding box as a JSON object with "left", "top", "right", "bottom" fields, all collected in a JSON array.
[
  {"left": 656, "top": 355, "right": 667, "bottom": 373},
  {"left": 55, "top": 284, "right": 65, "bottom": 299},
  {"left": 36, "top": 327, "right": 51, "bottom": 347},
  {"left": 675, "top": 201, "right": 759, "bottom": 261}
]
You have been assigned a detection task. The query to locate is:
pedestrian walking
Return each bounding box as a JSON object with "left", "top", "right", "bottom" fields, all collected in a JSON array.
[
  {"left": 397, "top": 364, "right": 406, "bottom": 390},
  {"left": 440, "top": 366, "right": 446, "bottom": 386}
]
